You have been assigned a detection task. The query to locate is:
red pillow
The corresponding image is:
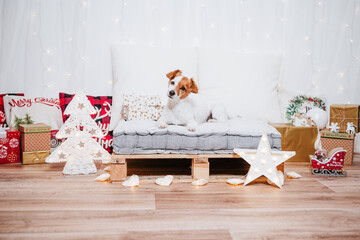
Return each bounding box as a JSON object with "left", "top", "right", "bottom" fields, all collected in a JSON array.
[
  {"left": 0, "top": 93, "right": 25, "bottom": 127},
  {"left": 59, "top": 92, "right": 113, "bottom": 152}
]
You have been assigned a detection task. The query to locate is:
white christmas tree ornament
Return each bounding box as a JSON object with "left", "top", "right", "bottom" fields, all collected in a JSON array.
[{"left": 46, "top": 91, "right": 111, "bottom": 176}]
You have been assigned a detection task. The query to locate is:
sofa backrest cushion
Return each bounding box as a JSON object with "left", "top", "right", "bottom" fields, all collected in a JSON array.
[{"left": 198, "top": 48, "right": 282, "bottom": 122}]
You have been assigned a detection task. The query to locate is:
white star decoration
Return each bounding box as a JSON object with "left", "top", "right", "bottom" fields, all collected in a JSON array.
[{"left": 234, "top": 133, "right": 296, "bottom": 189}]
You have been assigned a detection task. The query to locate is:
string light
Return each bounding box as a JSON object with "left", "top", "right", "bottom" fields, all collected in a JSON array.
[
  {"left": 210, "top": 23, "right": 215, "bottom": 28},
  {"left": 339, "top": 86, "right": 344, "bottom": 91},
  {"left": 115, "top": 18, "right": 120, "bottom": 23},
  {"left": 338, "top": 72, "right": 344, "bottom": 78},
  {"left": 247, "top": 17, "right": 251, "bottom": 22},
  {"left": 33, "top": 32, "right": 38, "bottom": 36},
  {"left": 67, "top": 73, "right": 72, "bottom": 78},
  {"left": 68, "top": 37, "right": 72, "bottom": 42},
  {"left": 124, "top": 2, "right": 127, "bottom": 6},
  {"left": 305, "top": 36, "right": 310, "bottom": 40},
  {"left": 46, "top": 67, "right": 52, "bottom": 72},
  {"left": 83, "top": 1, "right": 87, "bottom": 7},
  {"left": 45, "top": 49, "right": 51, "bottom": 54},
  {"left": 161, "top": 27, "right": 166, "bottom": 31}
]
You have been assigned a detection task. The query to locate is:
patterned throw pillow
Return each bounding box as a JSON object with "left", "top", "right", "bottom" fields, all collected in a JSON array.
[
  {"left": 122, "top": 94, "right": 164, "bottom": 121},
  {"left": 59, "top": 92, "right": 113, "bottom": 153},
  {"left": 0, "top": 93, "right": 24, "bottom": 127}
]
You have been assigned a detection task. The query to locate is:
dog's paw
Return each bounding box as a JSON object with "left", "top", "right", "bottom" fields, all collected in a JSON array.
[
  {"left": 186, "top": 125, "right": 196, "bottom": 132},
  {"left": 207, "top": 119, "right": 218, "bottom": 123},
  {"left": 157, "top": 121, "right": 168, "bottom": 129}
]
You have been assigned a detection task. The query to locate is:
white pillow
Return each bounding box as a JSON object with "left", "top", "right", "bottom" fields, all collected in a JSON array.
[
  {"left": 198, "top": 48, "right": 282, "bottom": 122},
  {"left": 3, "top": 96, "right": 63, "bottom": 130},
  {"left": 109, "top": 44, "right": 198, "bottom": 130}
]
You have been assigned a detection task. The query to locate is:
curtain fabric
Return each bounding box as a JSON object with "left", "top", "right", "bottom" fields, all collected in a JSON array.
[{"left": 0, "top": 0, "right": 359, "bottom": 107}]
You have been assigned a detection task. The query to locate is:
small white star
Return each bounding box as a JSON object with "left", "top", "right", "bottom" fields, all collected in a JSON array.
[{"left": 78, "top": 103, "right": 85, "bottom": 110}]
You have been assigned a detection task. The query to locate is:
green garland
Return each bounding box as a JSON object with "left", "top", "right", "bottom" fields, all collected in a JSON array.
[{"left": 286, "top": 95, "right": 326, "bottom": 122}]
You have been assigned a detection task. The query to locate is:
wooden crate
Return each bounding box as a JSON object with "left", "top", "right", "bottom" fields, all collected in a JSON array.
[{"left": 111, "top": 153, "right": 284, "bottom": 181}]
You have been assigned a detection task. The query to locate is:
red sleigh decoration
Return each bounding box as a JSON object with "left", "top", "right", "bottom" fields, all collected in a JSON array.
[{"left": 310, "top": 148, "right": 347, "bottom": 176}]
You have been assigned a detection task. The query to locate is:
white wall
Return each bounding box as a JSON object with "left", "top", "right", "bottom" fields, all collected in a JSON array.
[{"left": 0, "top": 0, "right": 359, "bottom": 107}]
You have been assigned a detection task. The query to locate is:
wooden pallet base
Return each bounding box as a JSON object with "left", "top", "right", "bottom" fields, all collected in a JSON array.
[{"left": 111, "top": 153, "right": 285, "bottom": 181}]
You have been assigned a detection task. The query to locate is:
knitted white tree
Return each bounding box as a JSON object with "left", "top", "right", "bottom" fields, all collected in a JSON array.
[{"left": 46, "top": 91, "right": 111, "bottom": 175}]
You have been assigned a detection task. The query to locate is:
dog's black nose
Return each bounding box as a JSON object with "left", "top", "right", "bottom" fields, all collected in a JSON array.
[{"left": 169, "top": 90, "right": 175, "bottom": 96}]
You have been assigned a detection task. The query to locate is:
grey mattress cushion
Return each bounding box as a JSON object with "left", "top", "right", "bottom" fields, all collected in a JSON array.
[{"left": 113, "top": 118, "right": 281, "bottom": 154}]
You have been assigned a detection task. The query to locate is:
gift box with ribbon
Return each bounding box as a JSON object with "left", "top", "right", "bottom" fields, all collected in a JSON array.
[
  {"left": 0, "top": 128, "right": 21, "bottom": 164},
  {"left": 329, "top": 104, "right": 360, "bottom": 133},
  {"left": 22, "top": 150, "right": 50, "bottom": 165}
]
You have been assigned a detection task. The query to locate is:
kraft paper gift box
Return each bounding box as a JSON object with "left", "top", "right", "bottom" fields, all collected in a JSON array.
[
  {"left": 330, "top": 104, "right": 360, "bottom": 133},
  {"left": 22, "top": 150, "right": 50, "bottom": 165},
  {"left": 18, "top": 123, "right": 51, "bottom": 152},
  {"left": 270, "top": 123, "right": 318, "bottom": 162},
  {"left": 0, "top": 128, "right": 20, "bottom": 164},
  {"left": 320, "top": 130, "right": 354, "bottom": 165}
]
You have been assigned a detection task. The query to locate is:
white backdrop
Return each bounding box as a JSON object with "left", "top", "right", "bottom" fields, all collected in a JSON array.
[{"left": 0, "top": 0, "right": 359, "bottom": 107}]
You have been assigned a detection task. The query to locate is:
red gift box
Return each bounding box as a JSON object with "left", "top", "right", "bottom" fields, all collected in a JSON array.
[{"left": 0, "top": 129, "right": 20, "bottom": 164}]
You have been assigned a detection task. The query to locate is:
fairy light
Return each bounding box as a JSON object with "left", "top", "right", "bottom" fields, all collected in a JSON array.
[
  {"left": 124, "top": 2, "right": 127, "bottom": 6},
  {"left": 67, "top": 73, "right": 72, "bottom": 78},
  {"left": 83, "top": 1, "right": 87, "bottom": 7},
  {"left": 210, "top": 23, "right": 215, "bottom": 28},
  {"left": 68, "top": 37, "right": 72, "bottom": 42},
  {"left": 108, "top": 80, "right": 113, "bottom": 86},
  {"left": 201, "top": 3, "right": 205, "bottom": 8},
  {"left": 161, "top": 27, "right": 166, "bottom": 31},
  {"left": 33, "top": 32, "right": 38, "bottom": 36},
  {"left": 338, "top": 72, "right": 344, "bottom": 78},
  {"left": 261, "top": 159, "right": 266, "bottom": 165},
  {"left": 268, "top": 169, "right": 273, "bottom": 174},
  {"left": 81, "top": 57, "right": 86, "bottom": 61},
  {"left": 115, "top": 18, "right": 120, "bottom": 23},
  {"left": 254, "top": 168, "right": 259, "bottom": 173},
  {"left": 305, "top": 36, "right": 310, "bottom": 40},
  {"left": 247, "top": 17, "right": 251, "bottom": 22},
  {"left": 339, "top": 85, "right": 344, "bottom": 92},
  {"left": 46, "top": 67, "right": 52, "bottom": 72}
]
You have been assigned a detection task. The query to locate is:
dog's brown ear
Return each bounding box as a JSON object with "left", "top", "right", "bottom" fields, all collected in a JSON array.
[
  {"left": 189, "top": 78, "right": 198, "bottom": 94},
  {"left": 166, "top": 70, "right": 182, "bottom": 80}
]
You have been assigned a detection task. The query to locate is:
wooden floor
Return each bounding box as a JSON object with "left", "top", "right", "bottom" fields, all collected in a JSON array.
[{"left": 0, "top": 156, "right": 359, "bottom": 240}]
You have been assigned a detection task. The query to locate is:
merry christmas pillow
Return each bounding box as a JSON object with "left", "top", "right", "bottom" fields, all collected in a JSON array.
[
  {"left": 3, "top": 96, "right": 63, "bottom": 130},
  {"left": 0, "top": 93, "right": 24, "bottom": 127},
  {"left": 59, "top": 92, "right": 113, "bottom": 152}
]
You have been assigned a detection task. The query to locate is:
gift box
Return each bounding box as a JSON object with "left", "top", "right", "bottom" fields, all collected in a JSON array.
[
  {"left": 320, "top": 130, "right": 354, "bottom": 165},
  {"left": 22, "top": 150, "right": 50, "bottom": 165},
  {"left": 18, "top": 123, "right": 51, "bottom": 152},
  {"left": 0, "top": 129, "right": 20, "bottom": 164},
  {"left": 270, "top": 123, "right": 318, "bottom": 162},
  {"left": 330, "top": 104, "right": 360, "bottom": 133}
]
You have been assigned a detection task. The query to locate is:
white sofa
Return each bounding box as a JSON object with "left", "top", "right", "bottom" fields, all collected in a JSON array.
[{"left": 109, "top": 44, "right": 288, "bottom": 155}]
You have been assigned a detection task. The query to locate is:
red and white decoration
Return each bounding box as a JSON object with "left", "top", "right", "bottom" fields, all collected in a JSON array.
[
  {"left": 3, "top": 96, "right": 63, "bottom": 130},
  {"left": 0, "top": 128, "right": 21, "bottom": 164}
]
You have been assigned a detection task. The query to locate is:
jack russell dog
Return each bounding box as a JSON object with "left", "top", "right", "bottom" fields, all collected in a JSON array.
[{"left": 157, "top": 69, "right": 228, "bottom": 132}]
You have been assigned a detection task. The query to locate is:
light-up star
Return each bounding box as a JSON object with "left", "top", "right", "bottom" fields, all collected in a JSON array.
[
  {"left": 78, "top": 103, "right": 85, "bottom": 110},
  {"left": 234, "top": 133, "right": 295, "bottom": 189}
]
